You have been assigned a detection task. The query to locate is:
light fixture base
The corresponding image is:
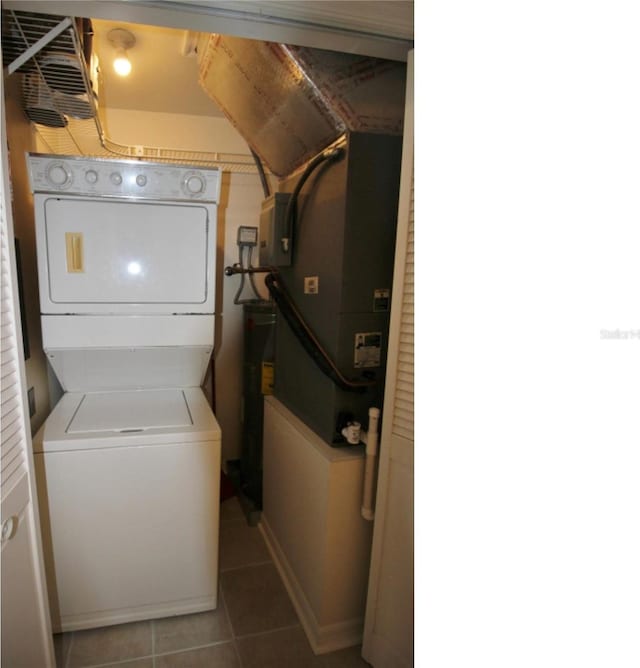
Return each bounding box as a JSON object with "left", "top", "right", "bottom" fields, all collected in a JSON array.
[{"left": 107, "top": 28, "right": 136, "bottom": 50}]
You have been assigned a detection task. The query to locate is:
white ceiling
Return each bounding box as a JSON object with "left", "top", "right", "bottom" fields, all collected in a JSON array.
[{"left": 91, "top": 19, "right": 225, "bottom": 117}]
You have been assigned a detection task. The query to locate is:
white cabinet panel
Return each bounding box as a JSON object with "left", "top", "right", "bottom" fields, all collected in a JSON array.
[
  {"left": 36, "top": 439, "right": 220, "bottom": 631},
  {"left": 1, "top": 484, "right": 51, "bottom": 668}
]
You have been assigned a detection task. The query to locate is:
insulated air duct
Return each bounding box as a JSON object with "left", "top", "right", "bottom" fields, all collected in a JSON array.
[{"left": 198, "top": 35, "right": 406, "bottom": 177}]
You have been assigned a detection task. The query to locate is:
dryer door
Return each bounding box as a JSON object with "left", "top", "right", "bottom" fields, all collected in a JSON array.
[{"left": 35, "top": 195, "right": 216, "bottom": 314}]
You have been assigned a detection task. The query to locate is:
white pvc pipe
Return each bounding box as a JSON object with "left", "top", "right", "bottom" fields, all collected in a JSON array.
[{"left": 361, "top": 407, "right": 380, "bottom": 521}]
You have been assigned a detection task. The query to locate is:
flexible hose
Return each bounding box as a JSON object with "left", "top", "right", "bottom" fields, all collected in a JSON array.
[
  {"left": 283, "top": 146, "right": 344, "bottom": 255},
  {"left": 250, "top": 148, "right": 271, "bottom": 198},
  {"left": 232, "top": 246, "right": 265, "bottom": 304},
  {"left": 232, "top": 246, "right": 248, "bottom": 305},
  {"left": 265, "top": 272, "right": 375, "bottom": 393},
  {"left": 247, "top": 246, "right": 261, "bottom": 298}
]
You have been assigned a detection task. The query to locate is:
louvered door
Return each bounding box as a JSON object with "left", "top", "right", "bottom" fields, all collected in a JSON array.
[
  {"left": 392, "top": 211, "right": 414, "bottom": 442},
  {"left": 362, "top": 50, "right": 414, "bottom": 668},
  {"left": 2, "top": 221, "right": 28, "bottom": 492},
  {"left": 1, "top": 88, "right": 54, "bottom": 666}
]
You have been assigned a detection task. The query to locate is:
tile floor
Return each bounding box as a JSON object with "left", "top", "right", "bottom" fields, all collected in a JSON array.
[{"left": 53, "top": 496, "right": 371, "bottom": 668}]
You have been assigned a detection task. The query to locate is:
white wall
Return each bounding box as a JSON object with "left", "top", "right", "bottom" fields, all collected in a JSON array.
[{"left": 102, "top": 108, "right": 250, "bottom": 155}]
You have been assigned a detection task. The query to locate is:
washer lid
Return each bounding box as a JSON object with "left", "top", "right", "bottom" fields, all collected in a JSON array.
[
  {"left": 33, "top": 388, "right": 221, "bottom": 453},
  {"left": 67, "top": 389, "right": 192, "bottom": 434}
]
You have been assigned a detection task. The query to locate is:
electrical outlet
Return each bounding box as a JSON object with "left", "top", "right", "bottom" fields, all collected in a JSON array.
[{"left": 304, "top": 276, "right": 319, "bottom": 294}]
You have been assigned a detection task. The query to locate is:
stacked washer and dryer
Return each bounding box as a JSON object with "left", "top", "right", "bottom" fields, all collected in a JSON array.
[{"left": 28, "top": 153, "right": 222, "bottom": 632}]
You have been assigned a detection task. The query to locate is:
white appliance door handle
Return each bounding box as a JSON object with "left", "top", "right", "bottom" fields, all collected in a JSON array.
[{"left": 1, "top": 515, "right": 19, "bottom": 543}]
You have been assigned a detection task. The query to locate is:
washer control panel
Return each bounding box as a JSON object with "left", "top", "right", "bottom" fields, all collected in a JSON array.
[{"left": 27, "top": 154, "right": 222, "bottom": 202}]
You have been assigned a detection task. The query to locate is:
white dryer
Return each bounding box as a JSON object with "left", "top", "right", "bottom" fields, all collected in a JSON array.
[{"left": 28, "top": 154, "right": 223, "bottom": 632}]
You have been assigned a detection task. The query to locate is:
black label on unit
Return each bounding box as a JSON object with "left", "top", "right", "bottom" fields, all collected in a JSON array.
[
  {"left": 373, "top": 288, "right": 391, "bottom": 312},
  {"left": 354, "top": 332, "right": 382, "bottom": 368}
]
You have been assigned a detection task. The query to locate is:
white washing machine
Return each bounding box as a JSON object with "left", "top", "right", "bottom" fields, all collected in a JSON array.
[{"left": 28, "top": 154, "right": 223, "bottom": 632}]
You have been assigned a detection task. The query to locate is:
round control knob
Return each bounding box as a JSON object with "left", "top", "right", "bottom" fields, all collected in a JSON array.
[
  {"left": 46, "top": 162, "right": 71, "bottom": 188},
  {"left": 110, "top": 172, "right": 123, "bottom": 186},
  {"left": 183, "top": 173, "right": 205, "bottom": 196},
  {"left": 85, "top": 169, "right": 98, "bottom": 184},
  {"left": 136, "top": 174, "right": 147, "bottom": 187}
]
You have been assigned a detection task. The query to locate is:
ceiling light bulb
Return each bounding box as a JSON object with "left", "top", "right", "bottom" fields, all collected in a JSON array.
[
  {"left": 108, "top": 28, "right": 136, "bottom": 77},
  {"left": 113, "top": 48, "right": 131, "bottom": 76}
]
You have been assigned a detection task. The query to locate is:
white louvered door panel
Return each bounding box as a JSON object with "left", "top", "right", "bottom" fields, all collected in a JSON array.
[
  {"left": 1, "top": 192, "right": 28, "bottom": 492},
  {"left": 392, "top": 189, "right": 414, "bottom": 442},
  {"left": 363, "top": 50, "right": 414, "bottom": 668},
  {"left": 1, "top": 82, "right": 55, "bottom": 666}
]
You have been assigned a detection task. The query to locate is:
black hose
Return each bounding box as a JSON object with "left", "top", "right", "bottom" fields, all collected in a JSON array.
[
  {"left": 265, "top": 272, "right": 374, "bottom": 393},
  {"left": 283, "top": 146, "right": 344, "bottom": 254},
  {"left": 250, "top": 148, "right": 271, "bottom": 198}
]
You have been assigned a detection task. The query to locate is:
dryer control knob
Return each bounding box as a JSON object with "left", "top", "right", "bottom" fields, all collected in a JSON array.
[
  {"left": 85, "top": 169, "right": 98, "bottom": 184},
  {"left": 110, "top": 172, "right": 123, "bottom": 186},
  {"left": 183, "top": 173, "right": 205, "bottom": 196},
  {"left": 46, "top": 162, "right": 72, "bottom": 188},
  {"left": 136, "top": 174, "right": 147, "bottom": 187}
]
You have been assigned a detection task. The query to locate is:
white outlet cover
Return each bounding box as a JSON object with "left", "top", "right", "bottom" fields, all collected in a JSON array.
[{"left": 304, "top": 276, "right": 319, "bottom": 294}]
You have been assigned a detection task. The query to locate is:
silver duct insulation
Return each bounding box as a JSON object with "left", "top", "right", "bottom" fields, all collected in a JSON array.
[{"left": 198, "top": 34, "right": 406, "bottom": 177}]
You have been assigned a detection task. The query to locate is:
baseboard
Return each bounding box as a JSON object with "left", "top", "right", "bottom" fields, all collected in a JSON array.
[
  {"left": 259, "top": 516, "right": 364, "bottom": 655},
  {"left": 56, "top": 595, "right": 217, "bottom": 633}
]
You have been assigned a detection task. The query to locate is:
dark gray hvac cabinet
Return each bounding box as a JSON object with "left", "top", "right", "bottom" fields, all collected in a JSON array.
[{"left": 274, "top": 132, "right": 403, "bottom": 444}]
